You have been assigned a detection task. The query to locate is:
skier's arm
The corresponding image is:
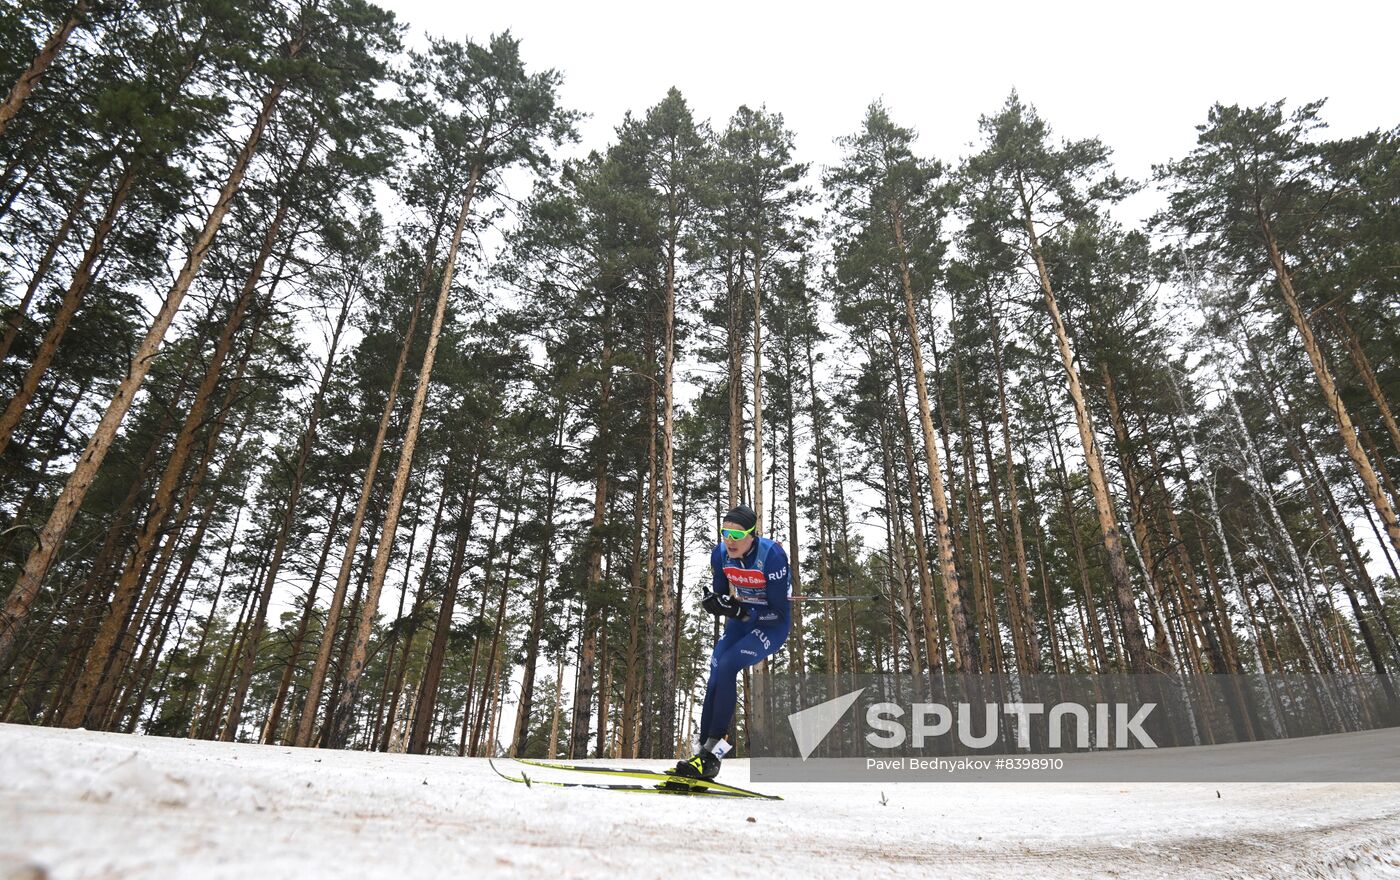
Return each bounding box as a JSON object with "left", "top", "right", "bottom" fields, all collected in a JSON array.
[
  {"left": 761, "top": 543, "right": 791, "bottom": 622},
  {"left": 710, "top": 544, "right": 727, "bottom": 595}
]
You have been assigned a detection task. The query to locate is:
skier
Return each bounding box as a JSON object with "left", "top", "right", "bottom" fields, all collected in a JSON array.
[{"left": 671, "top": 504, "right": 791, "bottom": 783}]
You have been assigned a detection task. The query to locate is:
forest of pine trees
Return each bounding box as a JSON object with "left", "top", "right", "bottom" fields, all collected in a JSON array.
[{"left": 1, "top": 1, "right": 1397, "bottom": 759}]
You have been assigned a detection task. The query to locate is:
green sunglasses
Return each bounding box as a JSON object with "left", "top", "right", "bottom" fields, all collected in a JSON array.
[{"left": 721, "top": 525, "right": 755, "bottom": 541}]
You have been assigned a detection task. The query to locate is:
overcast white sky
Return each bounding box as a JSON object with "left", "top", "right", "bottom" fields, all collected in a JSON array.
[{"left": 378, "top": 0, "right": 1396, "bottom": 216}]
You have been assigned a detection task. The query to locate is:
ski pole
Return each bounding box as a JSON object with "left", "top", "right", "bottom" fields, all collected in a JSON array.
[{"left": 790, "top": 594, "right": 884, "bottom": 603}]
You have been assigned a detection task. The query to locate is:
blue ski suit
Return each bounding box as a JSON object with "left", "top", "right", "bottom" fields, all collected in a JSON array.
[{"left": 698, "top": 536, "right": 792, "bottom": 742}]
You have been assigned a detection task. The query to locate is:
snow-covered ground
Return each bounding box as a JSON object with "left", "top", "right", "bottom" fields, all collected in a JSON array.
[{"left": 2, "top": 723, "right": 1398, "bottom": 879}]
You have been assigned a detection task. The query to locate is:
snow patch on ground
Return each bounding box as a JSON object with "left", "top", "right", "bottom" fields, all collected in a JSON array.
[{"left": 2, "top": 723, "right": 1399, "bottom": 879}]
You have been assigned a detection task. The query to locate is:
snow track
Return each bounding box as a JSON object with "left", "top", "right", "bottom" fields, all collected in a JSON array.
[{"left": 2, "top": 724, "right": 1398, "bottom": 879}]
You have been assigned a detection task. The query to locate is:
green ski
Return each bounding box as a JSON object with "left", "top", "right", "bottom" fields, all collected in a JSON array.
[
  {"left": 488, "top": 759, "right": 768, "bottom": 798},
  {"left": 512, "top": 757, "right": 782, "bottom": 800}
]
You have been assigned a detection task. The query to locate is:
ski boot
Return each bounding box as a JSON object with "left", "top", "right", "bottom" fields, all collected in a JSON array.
[{"left": 665, "top": 750, "right": 720, "bottom": 789}]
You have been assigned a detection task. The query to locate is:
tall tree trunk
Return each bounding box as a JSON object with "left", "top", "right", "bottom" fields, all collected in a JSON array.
[
  {"left": 727, "top": 254, "right": 743, "bottom": 506},
  {"left": 1015, "top": 434, "right": 1067, "bottom": 673},
  {"left": 62, "top": 296, "right": 267, "bottom": 729},
  {"left": 117, "top": 563, "right": 188, "bottom": 732},
  {"left": 784, "top": 362, "right": 805, "bottom": 675},
  {"left": 1100, "top": 365, "right": 1183, "bottom": 675},
  {"left": 376, "top": 472, "right": 446, "bottom": 751},
  {"left": 27, "top": 351, "right": 197, "bottom": 708},
  {"left": 221, "top": 196, "right": 348, "bottom": 735},
  {"left": 570, "top": 578, "right": 601, "bottom": 759},
  {"left": 620, "top": 463, "right": 645, "bottom": 758},
  {"left": 924, "top": 329, "right": 960, "bottom": 672},
  {"left": 547, "top": 631, "right": 566, "bottom": 757},
  {"left": 987, "top": 289, "right": 1041, "bottom": 673},
  {"left": 594, "top": 623, "right": 609, "bottom": 759},
  {"left": 470, "top": 476, "right": 524, "bottom": 757},
  {"left": 638, "top": 369, "right": 660, "bottom": 757},
  {"left": 328, "top": 164, "right": 480, "bottom": 747},
  {"left": 977, "top": 397, "right": 1029, "bottom": 674},
  {"left": 1236, "top": 334, "right": 1400, "bottom": 669},
  {"left": 1137, "top": 412, "right": 1231, "bottom": 681},
  {"left": 1334, "top": 309, "right": 1400, "bottom": 458},
  {"left": 672, "top": 458, "right": 688, "bottom": 746},
  {"left": 1257, "top": 211, "right": 1400, "bottom": 560},
  {"left": 118, "top": 302, "right": 270, "bottom": 706},
  {"left": 0, "top": 157, "right": 105, "bottom": 364},
  {"left": 949, "top": 297, "right": 995, "bottom": 675},
  {"left": 961, "top": 405, "right": 1001, "bottom": 675},
  {"left": 318, "top": 512, "right": 380, "bottom": 747},
  {"left": 569, "top": 303, "right": 613, "bottom": 758},
  {"left": 1358, "top": 421, "right": 1400, "bottom": 528},
  {"left": 511, "top": 408, "right": 564, "bottom": 755},
  {"left": 0, "top": 160, "right": 138, "bottom": 459},
  {"left": 889, "top": 203, "right": 976, "bottom": 671},
  {"left": 256, "top": 291, "right": 358, "bottom": 741},
  {"left": 1041, "top": 383, "right": 1113, "bottom": 671},
  {"left": 110, "top": 387, "right": 258, "bottom": 731},
  {"left": 298, "top": 441, "right": 397, "bottom": 745},
  {"left": 877, "top": 410, "right": 924, "bottom": 676},
  {"left": 200, "top": 562, "right": 257, "bottom": 739},
  {"left": 1227, "top": 331, "right": 1351, "bottom": 686},
  {"left": 265, "top": 487, "right": 346, "bottom": 744},
  {"left": 293, "top": 296, "right": 430, "bottom": 748},
  {"left": 751, "top": 249, "right": 764, "bottom": 527},
  {"left": 410, "top": 447, "right": 485, "bottom": 753},
  {"left": 101, "top": 168, "right": 309, "bottom": 727},
  {"left": 802, "top": 331, "right": 837, "bottom": 675},
  {"left": 175, "top": 485, "right": 247, "bottom": 735},
  {"left": 1221, "top": 364, "right": 1334, "bottom": 686},
  {"left": 1163, "top": 405, "right": 1245, "bottom": 674},
  {"left": 0, "top": 0, "right": 87, "bottom": 137},
  {"left": 572, "top": 614, "right": 603, "bottom": 755},
  {"left": 884, "top": 326, "right": 941, "bottom": 674},
  {"left": 656, "top": 223, "right": 682, "bottom": 758},
  {"left": 369, "top": 487, "right": 420, "bottom": 751},
  {"left": 0, "top": 72, "right": 291, "bottom": 669},
  {"left": 459, "top": 497, "right": 506, "bottom": 756},
  {"left": 1017, "top": 180, "right": 1148, "bottom": 675}
]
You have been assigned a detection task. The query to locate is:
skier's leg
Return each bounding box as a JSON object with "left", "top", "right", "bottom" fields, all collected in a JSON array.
[
  {"left": 703, "top": 623, "right": 787, "bottom": 742},
  {"left": 697, "top": 624, "right": 743, "bottom": 742},
  {"left": 675, "top": 622, "right": 789, "bottom": 780}
]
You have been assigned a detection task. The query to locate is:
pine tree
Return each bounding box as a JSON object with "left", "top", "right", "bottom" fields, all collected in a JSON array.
[
  {"left": 1158, "top": 101, "right": 1400, "bottom": 561},
  {"left": 828, "top": 102, "right": 977, "bottom": 671},
  {"left": 326, "top": 32, "right": 575, "bottom": 748},
  {"left": 0, "top": 0, "right": 399, "bottom": 670},
  {"left": 961, "top": 91, "right": 1151, "bottom": 675}
]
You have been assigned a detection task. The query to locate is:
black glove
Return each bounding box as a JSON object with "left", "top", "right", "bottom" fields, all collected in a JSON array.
[{"left": 702, "top": 592, "right": 746, "bottom": 619}]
